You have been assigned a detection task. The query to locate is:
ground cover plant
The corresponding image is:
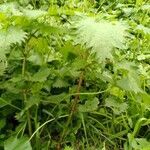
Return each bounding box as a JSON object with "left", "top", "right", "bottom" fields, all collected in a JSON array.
[{"left": 0, "top": 0, "right": 150, "bottom": 150}]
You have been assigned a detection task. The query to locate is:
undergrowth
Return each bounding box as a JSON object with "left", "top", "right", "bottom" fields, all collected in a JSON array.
[{"left": 0, "top": 0, "right": 150, "bottom": 150}]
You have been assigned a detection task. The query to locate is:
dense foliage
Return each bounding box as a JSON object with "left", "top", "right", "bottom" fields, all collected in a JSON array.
[{"left": 0, "top": 0, "right": 150, "bottom": 150}]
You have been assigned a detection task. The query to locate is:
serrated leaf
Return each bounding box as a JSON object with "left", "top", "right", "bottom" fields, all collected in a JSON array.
[
  {"left": 75, "top": 17, "right": 127, "bottom": 62},
  {"left": 64, "top": 146, "right": 74, "bottom": 150},
  {"left": 28, "top": 37, "right": 49, "bottom": 54},
  {"left": 25, "top": 95, "right": 40, "bottom": 110},
  {"left": 27, "top": 53, "right": 44, "bottom": 65},
  {"left": 46, "top": 93, "right": 67, "bottom": 104},
  {"left": 23, "top": 9, "right": 46, "bottom": 19},
  {"left": 132, "top": 138, "right": 150, "bottom": 150},
  {"left": 136, "top": 25, "right": 150, "bottom": 35},
  {"left": 36, "top": 23, "right": 65, "bottom": 35},
  {"left": 0, "top": 2, "right": 22, "bottom": 16},
  {"left": 110, "top": 86, "right": 125, "bottom": 98},
  {"left": 115, "top": 61, "right": 143, "bottom": 93},
  {"left": 105, "top": 97, "right": 128, "bottom": 115},
  {"left": 141, "top": 4, "right": 150, "bottom": 10},
  {"left": 53, "top": 78, "right": 69, "bottom": 88},
  {"left": 31, "top": 67, "right": 50, "bottom": 82},
  {"left": 117, "top": 76, "right": 143, "bottom": 93},
  {"left": 0, "top": 26, "right": 27, "bottom": 48},
  {"left": 79, "top": 97, "right": 99, "bottom": 112},
  {"left": 4, "top": 136, "right": 32, "bottom": 150}
]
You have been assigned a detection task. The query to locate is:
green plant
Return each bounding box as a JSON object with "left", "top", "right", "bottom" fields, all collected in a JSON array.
[{"left": 0, "top": 0, "right": 149, "bottom": 150}]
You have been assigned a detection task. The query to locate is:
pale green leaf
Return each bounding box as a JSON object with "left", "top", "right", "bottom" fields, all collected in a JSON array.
[
  {"left": 0, "top": 2, "right": 22, "bottom": 16},
  {"left": 31, "top": 68, "right": 50, "bottom": 82},
  {"left": 0, "top": 26, "right": 27, "bottom": 48},
  {"left": 75, "top": 17, "right": 127, "bottom": 62},
  {"left": 105, "top": 98, "right": 128, "bottom": 115},
  {"left": 79, "top": 97, "right": 99, "bottom": 112},
  {"left": 53, "top": 78, "right": 69, "bottom": 88},
  {"left": 27, "top": 53, "right": 44, "bottom": 65},
  {"left": 64, "top": 146, "right": 74, "bottom": 150},
  {"left": 23, "top": 9, "right": 46, "bottom": 19},
  {"left": 46, "top": 93, "right": 67, "bottom": 104},
  {"left": 132, "top": 138, "right": 150, "bottom": 150},
  {"left": 136, "top": 25, "right": 150, "bottom": 35},
  {"left": 117, "top": 76, "right": 143, "bottom": 93},
  {"left": 4, "top": 136, "right": 32, "bottom": 150},
  {"left": 115, "top": 61, "right": 143, "bottom": 93}
]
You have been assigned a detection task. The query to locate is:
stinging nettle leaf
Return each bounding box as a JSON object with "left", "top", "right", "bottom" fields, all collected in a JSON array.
[
  {"left": 105, "top": 97, "right": 128, "bottom": 115},
  {"left": 0, "top": 2, "right": 22, "bottom": 16},
  {"left": 31, "top": 67, "right": 51, "bottom": 82},
  {"left": 117, "top": 76, "right": 143, "bottom": 94},
  {"left": 22, "top": 9, "right": 47, "bottom": 19},
  {"left": 4, "top": 136, "right": 32, "bottom": 150},
  {"left": 79, "top": 97, "right": 99, "bottom": 112},
  {"left": 53, "top": 78, "right": 69, "bottom": 88},
  {"left": 0, "top": 26, "right": 27, "bottom": 48},
  {"left": 75, "top": 17, "right": 128, "bottom": 62}
]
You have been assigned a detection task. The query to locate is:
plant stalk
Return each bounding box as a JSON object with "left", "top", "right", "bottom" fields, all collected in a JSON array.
[
  {"left": 57, "top": 71, "right": 84, "bottom": 149},
  {"left": 22, "top": 52, "right": 32, "bottom": 137}
]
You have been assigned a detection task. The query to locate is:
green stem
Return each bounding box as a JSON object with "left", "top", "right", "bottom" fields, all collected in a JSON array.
[
  {"left": 23, "top": 90, "right": 32, "bottom": 137},
  {"left": 28, "top": 115, "right": 69, "bottom": 142},
  {"left": 58, "top": 72, "right": 84, "bottom": 149},
  {"left": 22, "top": 51, "right": 32, "bottom": 137},
  {"left": 35, "top": 105, "right": 40, "bottom": 150},
  {"left": 81, "top": 113, "right": 89, "bottom": 148}
]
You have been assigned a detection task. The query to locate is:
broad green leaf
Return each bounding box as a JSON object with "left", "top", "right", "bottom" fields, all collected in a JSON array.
[
  {"left": 141, "top": 4, "right": 150, "bottom": 10},
  {"left": 64, "top": 146, "right": 74, "bottom": 150},
  {"left": 0, "top": 2, "right": 22, "bottom": 16},
  {"left": 27, "top": 53, "right": 44, "bottom": 65},
  {"left": 115, "top": 61, "right": 143, "bottom": 93},
  {"left": 109, "top": 86, "right": 125, "bottom": 99},
  {"left": 28, "top": 37, "right": 49, "bottom": 54},
  {"left": 48, "top": 5, "right": 74, "bottom": 16},
  {"left": 79, "top": 97, "right": 99, "bottom": 112},
  {"left": 53, "top": 78, "right": 69, "bottom": 88},
  {"left": 0, "top": 26, "right": 27, "bottom": 48},
  {"left": 46, "top": 93, "right": 67, "bottom": 104},
  {"left": 31, "top": 67, "right": 50, "bottom": 82},
  {"left": 36, "top": 23, "right": 65, "bottom": 35},
  {"left": 23, "top": 9, "right": 46, "bottom": 19},
  {"left": 136, "top": 0, "right": 143, "bottom": 6},
  {"left": 105, "top": 97, "right": 128, "bottom": 115},
  {"left": 4, "top": 136, "right": 32, "bottom": 150},
  {"left": 25, "top": 95, "right": 40, "bottom": 110},
  {"left": 131, "top": 138, "right": 150, "bottom": 150},
  {"left": 137, "top": 54, "right": 150, "bottom": 61},
  {"left": 117, "top": 76, "right": 143, "bottom": 93},
  {"left": 0, "top": 119, "right": 6, "bottom": 129},
  {"left": 75, "top": 17, "right": 127, "bottom": 62},
  {"left": 136, "top": 25, "right": 150, "bottom": 35},
  {"left": 140, "top": 93, "right": 150, "bottom": 105}
]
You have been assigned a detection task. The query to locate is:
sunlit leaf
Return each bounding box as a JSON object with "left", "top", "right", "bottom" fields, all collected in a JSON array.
[{"left": 4, "top": 136, "right": 32, "bottom": 150}]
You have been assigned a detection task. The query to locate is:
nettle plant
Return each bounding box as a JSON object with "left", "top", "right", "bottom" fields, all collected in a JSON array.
[{"left": 0, "top": 1, "right": 150, "bottom": 150}]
